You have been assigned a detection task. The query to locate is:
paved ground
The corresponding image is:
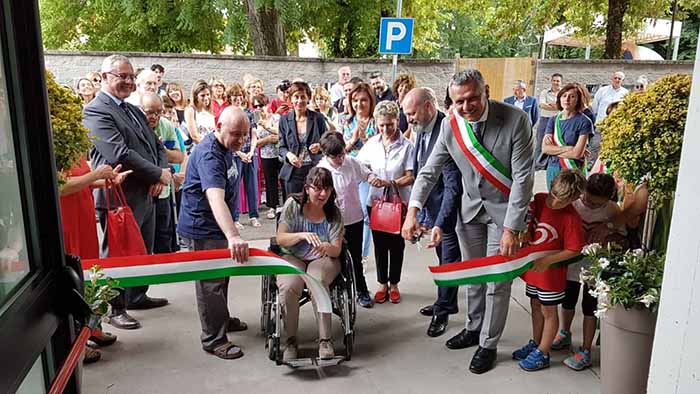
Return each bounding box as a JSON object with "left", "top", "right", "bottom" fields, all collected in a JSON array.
[{"left": 83, "top": 172, "right": 601, "bottom": 393}]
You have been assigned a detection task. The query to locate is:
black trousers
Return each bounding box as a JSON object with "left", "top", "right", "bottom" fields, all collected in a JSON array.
[
  {"left": 367, "top": 206, "right": 405, "bottom": 285},
  {"left": 345, "top": 221, "right": 368, "bottom": 293},
  {"left": 261, "top": 157, "right": 282, "bottom": 209},
  {"left": 154, "top": 196, "right": 172, "bottom": 254},
  {"left": 284, "top": 165, "right": 313, "bottom": 195}
]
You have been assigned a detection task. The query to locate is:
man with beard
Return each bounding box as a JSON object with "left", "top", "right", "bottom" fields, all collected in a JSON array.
[
  {"left": 369, "top": 71, "right": 396, "bottom": 103},
  {"left": 402, "top": 87, "right": 461, "bottom": 338}
]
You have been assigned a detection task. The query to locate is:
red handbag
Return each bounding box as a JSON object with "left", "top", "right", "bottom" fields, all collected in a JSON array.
[
  {"left": 105, "top": 181, "right": 147, "bottom": 257},
  {"left": 369, "top": 184, "right": 407, "bottom": 235}
]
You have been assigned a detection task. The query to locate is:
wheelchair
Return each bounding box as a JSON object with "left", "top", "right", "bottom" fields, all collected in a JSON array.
[{"left": 261, "top": 237, "right": 356, "bottom": 366}]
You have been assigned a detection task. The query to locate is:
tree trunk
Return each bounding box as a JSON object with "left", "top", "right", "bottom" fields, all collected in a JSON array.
[
  {"left": 604, "top": 0, "right": 630, "bottom": 59},
  {"left": 243, "top": 0, "right": 286, "bottom": 56}
]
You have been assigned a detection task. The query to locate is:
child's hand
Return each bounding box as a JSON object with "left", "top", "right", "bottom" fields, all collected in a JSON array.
[{"left": 531, "top": 258, "right": 550, "bottom": 272}]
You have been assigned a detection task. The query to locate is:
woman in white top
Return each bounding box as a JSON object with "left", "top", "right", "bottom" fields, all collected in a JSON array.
[
  {"left": 317, "top": 131, "right": 376, "bottom": 308},
  {"left": 184, "top": 79, "right": 216, "bottom": 145},
  {"left": 357, "top": 100, "right": 414, "bottom": 305}
]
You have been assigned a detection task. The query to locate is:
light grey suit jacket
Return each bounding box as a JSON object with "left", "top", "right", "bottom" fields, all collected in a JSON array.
[{"left": 409, "top": 100, "right": 534, "bottom": 231}]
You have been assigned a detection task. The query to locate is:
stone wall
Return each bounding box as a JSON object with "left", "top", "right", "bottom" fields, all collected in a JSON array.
[
  {"left": 535, "top": 59, "right": 694, "bottom": 94},
  {"left": 44, "top": 51, "right": 455, "bottom": 99},
  {"left": 44, "top": 51, "right": 694, "bottom": 101}
]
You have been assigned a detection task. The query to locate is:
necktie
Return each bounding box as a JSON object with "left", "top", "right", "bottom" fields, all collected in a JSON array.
[
  {"left": 120, "top": 102, "right": 141, "bottom": 130},
  {"left": 471, "top": 122, "right": 483, "bottom": 143},
  {"left": 420, "top": 133, "right": 429, "bottom": 166}
]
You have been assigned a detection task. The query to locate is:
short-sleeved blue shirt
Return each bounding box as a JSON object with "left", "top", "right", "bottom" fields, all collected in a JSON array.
[
  {"left": 545, "top": 112, "right": 594, "bottom": 170},
  {"left": 177, "top": 132, "right": 239, "bottom": 240}
]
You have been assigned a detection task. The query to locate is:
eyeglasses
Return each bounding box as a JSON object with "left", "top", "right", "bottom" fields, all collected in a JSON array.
[
  {"left": 327, "top": 153, "right": 345, "bottom": 161},
  {"left": 634, "top": 84, "right": 644, "bottom": 89},
  {"left": 143, "top": 109, "right": 164, "bottom": 117},
  {"left": 306, "top": 184, "right": 331, "bottom": 193},
  {"left": 253, "top": 103, "right": 265, "bottom": 109},
  {"left": 107, "top": 72, "right": 136, "bottom": 81},
  {"left": 92, "top": 78, "right": 102, "bottom": 83}
]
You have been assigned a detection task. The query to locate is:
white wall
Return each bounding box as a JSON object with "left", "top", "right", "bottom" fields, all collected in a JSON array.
[{"left": 648, "top": 31, "right": 700, "bottom": 394}]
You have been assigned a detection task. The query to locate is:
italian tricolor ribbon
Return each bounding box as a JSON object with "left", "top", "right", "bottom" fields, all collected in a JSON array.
[
  {"left": 450, "top": 109, "right": 512, "bottom": 194},
  {"left": 554, "top": 113, "right": 579, "bottom": 170},
  {"left": 81, "top": 248, "right": 332, "bottom": 313},
  {"left": 429, "top": 241, "right": 580, "bottom": 287}
]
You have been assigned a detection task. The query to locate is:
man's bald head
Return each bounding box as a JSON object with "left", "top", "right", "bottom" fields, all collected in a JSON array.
[
  {"left": 217, "top": 107, "right": 250, "bottom": 152},
  {"left": 141, "top": 93, "right": 163, "bottom": 129},
  {"left": 402, "top": 87, "right": 437, "bottom": 128}
]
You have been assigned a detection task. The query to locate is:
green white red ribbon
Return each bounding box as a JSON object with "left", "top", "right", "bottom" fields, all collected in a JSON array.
[
  {"left": 554, "top": 113, "right": 579, "bottom": 170},
  {"left": 81, "top": 248, "right": 332, "bottom": 313},
  {"left": 429, "top": 241, "right": 580, "bottom": 287},
  {"left": 450, "top": 109, "right": 512, "bottom": 194}
]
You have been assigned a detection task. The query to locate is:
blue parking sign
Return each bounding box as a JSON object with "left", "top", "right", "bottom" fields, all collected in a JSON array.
[{"left": 379, "top": 18, "right": 414, "bottom": 55}]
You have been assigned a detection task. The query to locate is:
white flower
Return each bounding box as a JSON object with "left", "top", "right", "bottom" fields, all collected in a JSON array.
[
  {"left": 632, "top": 249, "right": 644, "bottom": 257},
  {"left": 582, "top": 243, "right": 601, "bottom": 256},
  {"left": 594, "top": 309, "right": 606, "bottom": 318},
  {"left": 638, "top": 293, "right": 657, "bottom": 308},
  {"left": 598, "top": 257, "right": 610, "bottom": 269}
]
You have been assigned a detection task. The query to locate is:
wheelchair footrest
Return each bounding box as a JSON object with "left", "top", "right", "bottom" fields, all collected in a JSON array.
[{"left": 282, "top": 356, "right": 345, "bottom": 369}]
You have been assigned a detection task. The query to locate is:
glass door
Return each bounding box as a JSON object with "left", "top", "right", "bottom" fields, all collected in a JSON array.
[{"left": 0, "top": 0, "right": 78, "bottom": 393}]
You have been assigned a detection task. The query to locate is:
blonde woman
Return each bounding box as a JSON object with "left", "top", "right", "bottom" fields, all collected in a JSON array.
[
  {"left": 184, "top": 80, "right": 215, "bottom": 145},
  {"left": 311, "top": 86, "right": 337, "bottom": 132},
  {"left": 166, "top": 82, "right": 188, "bottom": 124},
  {"left": 245, "top": 78, "right": 266, "bottom": 108},
  {"left": 86, "top": 71, "right": 102, "bottom": 90},
  {"left": 210, "top": 78, "right": 229, "bottom": 122}
]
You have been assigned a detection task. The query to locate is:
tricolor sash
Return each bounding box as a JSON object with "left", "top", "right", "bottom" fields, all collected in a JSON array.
[
  {"left": 554, "top": 113, "right": 579, "bottom": 170},
  {"left": 82, "top": 248, "right": 332, "bottom": 313},
  {"left": 429, "top": 241, "right": 580, "bottom": 287},
  {"left": 450, "top": 110, "right": 512, "bottom": 194}
]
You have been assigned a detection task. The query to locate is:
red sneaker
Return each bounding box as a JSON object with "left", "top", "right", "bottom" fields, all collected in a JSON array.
[
  {"left": 389, "top": 289, "right": 401, "bottom": 304},
  {"left": 374, "top": 290, "right": 388, "bottom": 304}
]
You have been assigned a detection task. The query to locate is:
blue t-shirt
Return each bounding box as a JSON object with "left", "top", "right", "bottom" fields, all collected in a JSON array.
[
  {"left": 545, "top": 112, "right": 594, "bottom": 170},
  {"left": 177, "top": 133, "right": 239, "bottom": 240}
]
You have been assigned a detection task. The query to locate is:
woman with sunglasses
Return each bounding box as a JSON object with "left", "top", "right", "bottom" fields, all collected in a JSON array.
[
  {"left": 276, "top": 167, "right": 344, "bottom": 361},
  {"left": 253, "top": 94, "right": 283, "bottom": 220},
  {"left": 210, "top": 78, "right": 229, "bottom": 123},
  {"left": 86, "top": 71, "right": 102, "bottom": 91}
]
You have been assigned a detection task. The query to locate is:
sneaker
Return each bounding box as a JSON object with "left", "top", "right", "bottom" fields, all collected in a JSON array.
[
  {"left": 84, "top": 346, "right": 101, "bottom": 364},
  {"left": 357, "top": 292, "right": 374, "bottom": 308},
  {"left": 512, "top": 339, "right": 539, "bottom": 360},
  {"left": 519, "top": 348, "right": 550, "bottom": 371},
  {"left": 318, "top": 338, "right": 335, "bottom": 360},
  {"left": 551, "top": 329, "right": 572, "bottom": 350},
  {"left": 266, "top": 208, "right": 276, "bottom": 219},
  {"left": 250, "top": 218, "right": 262, "bottom": 227},
  {"left": 283, "top": 337, "right": 298, "bottom": 361},
  {"left": 563, "top": 347, "right": 592, "bottom": 371},
  {"left": 234, "top": 221, "right": 244, "bottom": 230}
]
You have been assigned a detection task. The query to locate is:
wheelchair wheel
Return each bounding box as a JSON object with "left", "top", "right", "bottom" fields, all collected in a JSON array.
[
  {"left": 344, "top": 332, "right": 353, "bottom": 361},
  {"left": 260, "top": 275, "right": 272, "bottom": 333}
]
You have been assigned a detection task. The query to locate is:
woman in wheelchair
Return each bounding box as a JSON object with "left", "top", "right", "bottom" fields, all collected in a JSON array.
[{"left": 276, "top": 166, "right": 344, "bottom": 361}]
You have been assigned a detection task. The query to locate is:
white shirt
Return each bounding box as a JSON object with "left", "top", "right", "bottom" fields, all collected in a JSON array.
[
  {"left": 513, "top": 97, "right": 526, "bottom": 110},
  {"left": 591, "top": 85, "right": 629, "bottom": 123},
  {"left": 357, "top": 133, "right": 414, "bottom": 206},
  {"left": 317, "top": 156, "right": 371, "bottom": 226},
  {"left": 408, "top": 103, "right": 489, "bottom": 211},
  {"left": 330, "top": 82, "right": 345, "bottom": 104},
  {"left": 538, "top": 88, "right": 559, "bottom": 118},
  {"left": 124, "top": 92, "right": 141, "bottom": 106}
]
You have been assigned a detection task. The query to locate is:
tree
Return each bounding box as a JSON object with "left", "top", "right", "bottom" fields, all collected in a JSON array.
[
  {"left": 242, "top": 0, "right": 286, "bottom": 55},
  {"left": 460, "top": 0, "right": 700, "bottom": 59}
]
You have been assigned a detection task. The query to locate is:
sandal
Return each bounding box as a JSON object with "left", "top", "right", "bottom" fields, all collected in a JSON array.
[
  {"left": 226, "top": 317, "right": 248, "bottom": 332},
  {"left": 205, "top": 342, "right": 244, "bottom": 360}
]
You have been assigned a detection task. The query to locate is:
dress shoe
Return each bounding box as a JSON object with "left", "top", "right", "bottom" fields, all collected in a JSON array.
[
  {"left": 226, "top": 317, "right": 248, "bottom": 332},
  {"left": 427, "top": 314, "right": 448, "bottom": 337},
  {"left": 389, "top": 289, "right": 401, "bottom": 304},
  {"left": 89, "top": 330, "right": 117, "bottom": 347},
  {"left": 445, "top": 329, "right": 480, "bottom": 350},
  {"left": 128, "top": 296, "right": 169, "bottom": 310},
  {"left": 107, "top": 312, "right": 141, "bottom": 330},
  {"left": 420, "top": 304, "right": 435, "bottom": 317},
  {"left": 470, "top": 346, "right": 497, "bottom": 374}
]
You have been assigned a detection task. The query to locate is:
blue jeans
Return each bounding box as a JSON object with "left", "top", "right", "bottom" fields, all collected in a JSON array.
[
  {"left": 233, "top": 156, "right": 259, "bottom": 220},
  {"left": 359, "top": 181, "right": 372, "bottom": 258},
  {"left": 433, "top": 230, "right": 461, "bottom": 316},
  {"left": 546, "top": 164, "right": 561, "bottom": 192}
]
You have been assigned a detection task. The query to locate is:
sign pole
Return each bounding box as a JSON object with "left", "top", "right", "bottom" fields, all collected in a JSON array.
[{"left": 391, "top": 0, "right": 403, "bottom": 83}]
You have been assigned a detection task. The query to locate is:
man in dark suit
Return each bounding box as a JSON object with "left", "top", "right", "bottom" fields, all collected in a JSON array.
[
  {"left": 402, "top": 88, "right": 462, "bottom": 338},
  {"left": 504, "top": 80, "right": 539, "bottom": 127},
  {"left": 84, "top": 54, "right": 172, "bottom": 330}
]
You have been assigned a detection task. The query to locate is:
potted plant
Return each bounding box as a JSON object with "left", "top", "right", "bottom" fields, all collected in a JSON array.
[
  {"left": 83, "top": 265, "right": 121, "bottom": 320},
  {"left": 591, "top": 74, "right": 691, "bottom": 393}
]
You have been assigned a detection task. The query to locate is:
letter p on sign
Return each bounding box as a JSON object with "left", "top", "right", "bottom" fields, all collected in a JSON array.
[{"left": 379, "top": 18, "right": 414, "bottom": 55}]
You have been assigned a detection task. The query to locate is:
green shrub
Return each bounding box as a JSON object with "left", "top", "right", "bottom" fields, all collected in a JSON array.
[
  {"left": 599, "top": 74, "right": 691, "bottom": 206},
  {"left": 46, "top": 70, "right": 92, "bottom": 185}
]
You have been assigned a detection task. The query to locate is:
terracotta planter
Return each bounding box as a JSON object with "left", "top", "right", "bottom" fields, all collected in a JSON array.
[{"left": 600, "top": 306, "right": 657, "bottom": 394}]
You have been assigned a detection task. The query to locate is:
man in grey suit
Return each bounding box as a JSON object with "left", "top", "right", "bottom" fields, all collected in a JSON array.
[
  {"left": 84, "top": 54, "right": 173, "bottom": 330},
  {"left": 403, "top": 69, "right": 534, "bottom": 374}
]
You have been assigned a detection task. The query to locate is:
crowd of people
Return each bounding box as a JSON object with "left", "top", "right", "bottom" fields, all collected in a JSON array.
[{"left": 59, "top": 54, "right": 650, "bottom": 372}]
